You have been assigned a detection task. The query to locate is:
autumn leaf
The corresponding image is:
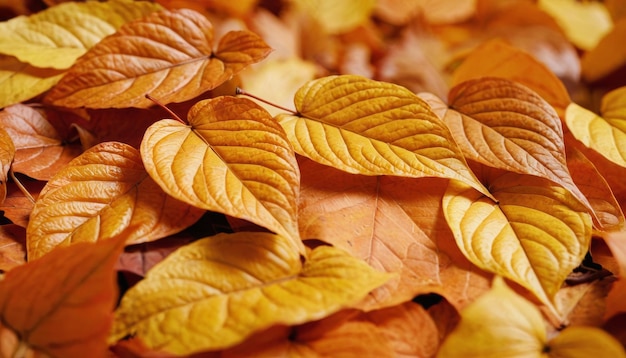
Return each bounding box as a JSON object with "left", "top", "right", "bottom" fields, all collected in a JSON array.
[
  {"left": 0, "top": 0, "right": 162, "bottom": 69},
  {"left": 0, "top": 234, "right": 125, "bottom": 358},
  {"left": 276, "top": 75, "right": 492, "bottom": 199},
  {"left": 110, "top": 232, "right": 391, "bottom": 355},
  {"left": 0, "top": 127, "right": 14, "bottom": 204},
  {"left": 0, "top": 224, "right": 25, "bottom": 271},
  {"left": 0, "top": 179, "right": 45, "bottom": 228},
  {"left": 140, "top": 96, "right": 303, "bottom": 253},
  {"left": 291, "top": 0, "right": 376, "bottom": 34},
  {"left": 0, "top": 55, "right": 65, "bottom": 109},
  {"left": 27, "top": 141, "right": 205, "bottom": 260},
  {"left": 581, "top": 18, "right": 626, "bottom": 83},
  {"left": 443, "top": 169, "right": 592, "bottom": 310},
  {"left": 565, "top": 86, "right": 626, "bottom": 169},
  {"left": 437, "top": 277, "right": 626, "bottom": 358},
  {"left": 45, "top": 8, "right": 271, "bottom": 108}
]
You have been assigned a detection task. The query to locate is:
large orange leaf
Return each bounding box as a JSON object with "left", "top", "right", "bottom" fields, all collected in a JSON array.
[
  {"left": 110, "top": 232, "right": 391, "bottom": 355},
  {"left": 0, "top": 55, "right": 65, "bottom": 109},
  {"left": 276, "top": 75, "right": 492, "bottom": 199},
  {"left": 140, "top": 96, "right": 302, "bottom": 253},
  {"left": 44, "top": 9, "right": 271, "bottom": 108},
  {"left": 27, "top": 141, "right": 204, "bottom": 260},
  {"left": 565, "top": 86, "right": 626, "bottom": 169},
  {"left": 0, "top": 104, "right": 82, "bottom": 180},
  {"left": 442, "top": 170, "right": 592, "bottom": 310},
  {"left": 297, "top": 157, "right": 491, "bottom": 310},
  {"left": 437, "top": 277, "right": 626, "bottom": 358},
  {"left": 0, "top": 127, "right": 14, "bottom": 204},
  {"left": 422, "top": 78, "right": 592, "bottom": 214},
  {"left": 0, "top": 234, "right": 125, "bottom": 358},
  {"left": 0, "top": 0, "right": 162, "bottom": 69}
]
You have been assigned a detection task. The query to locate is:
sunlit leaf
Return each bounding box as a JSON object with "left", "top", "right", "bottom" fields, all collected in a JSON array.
[
  {"left": 141, "top": 96, "right": 302, "bottom": 252},
  {"left": 0, "top": 55, "right": 64, "bottom": 109},
  {"left": 565, "top": 87, "right": 626, "bottom": 169},
  {"left": 581, "top": 18, "right": 626, "bottom": 82},
  {"left": 442, "top": 170, "right": 592, "bottom": 308},
  {"left": 0, "top": 0, "right": 162, "bottom": 69},
  {"left": 423, "top": 78, "right": 593, "bottom": 213},
  {"left": 276, "top": 75, "right": 492, "bottom": 199},
  {"left": 110, "top": 232, "right": 391, "bottom": 354},
  {"left": 27, "top": 141, "right": 204, "bottom": 260},
  {"left": 0, "top": 127, "right": 14, "bottom": 204},
  {"left": 45, "top": 9, "right": 271, "bottom": 108},
  {"left": 291, "top": 0, "right": 376, "bottom": 34},
  {"left": 0, "top": 235, "right": 125, "bottom": 358}
]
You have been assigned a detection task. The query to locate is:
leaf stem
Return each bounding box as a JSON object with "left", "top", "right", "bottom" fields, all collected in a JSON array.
[
  {"left": 236, "top": 88, "right": 298, "bottom": 115},
  {"left": 145, "top": 94, "right": 187, "bottom": 125},
  {"left": 10, "top": 169, "right": 35, "bottom": 204}
]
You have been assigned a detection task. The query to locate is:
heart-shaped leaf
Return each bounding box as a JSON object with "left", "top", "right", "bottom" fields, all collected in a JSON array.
[
  {"left": 110, "top": 232, "right": 391, "bottom": 354},
  {"left": 27, "top": 141, "right": 204, "bottom": 260},
  {"left": 45, "top": 9, "right": 271, "bottom": 108},
  {"left": 442, "top": 169, "right": 592, "bottom": 308},
  {"left": 276, "top": 75, "right": 492, "bottom": 199},
  {"left": 140, "top": 96, "right": 302, "bottom": 252},
  {"left": 0, "top": 127, "right": 15, "bottom": 204}
]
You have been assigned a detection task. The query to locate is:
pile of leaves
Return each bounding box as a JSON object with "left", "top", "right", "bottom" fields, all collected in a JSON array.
[{"left": 1, "top": 0, "right": 626, "bottom": 356}]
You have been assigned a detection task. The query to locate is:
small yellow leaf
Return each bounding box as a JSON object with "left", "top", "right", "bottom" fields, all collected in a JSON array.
[
  {"left": 0, "top": 0, "right": 162, "bottom": 69},
  {"left": 0, "top": 55, "right": 64, "bottom": 109},
  {"left": 141, "top": 96, "right": 302, "bottom": 253},
  {"left": 292, "top": 0, "right": 376, "bottom": 34},
  {"left": 437, "top": 277, "right": 548, "bottom": 358},
  {"left": 27, "top": 142, "right": 204, "bottom": 260},
  {"left": 276, "top": 75, "right": 492, "bottom": 199},
  {"left": 442, "top": 171, "right": 592, "bottom": 307},
  {"left": 0, "top": 127, "right": 15, "bottom": 204},
  {"left": 110, "top": 232, "right": 391, "bottom": 354},
  {"left": 548, "top": 326, "right": 626, "bottom": 357},
  {"left": 566, "top": 88, "right": 626, "bottom": 168},
  {"left": 45, "top": 9, "right": 271, "bottom": 108}
]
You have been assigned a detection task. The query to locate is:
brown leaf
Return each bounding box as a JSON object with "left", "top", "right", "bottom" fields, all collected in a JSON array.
[
  {"left": 0, "top": 127, "right": 14, "bottom": 204},
  {"left": 0, "top": 224, "right": 26, "bottom": 271},
  {"left": 45, "top": 9, "right": 271, "bottom": 108},
  {"left": 0, "top": 178, "right": 44, "bottom": 227}
]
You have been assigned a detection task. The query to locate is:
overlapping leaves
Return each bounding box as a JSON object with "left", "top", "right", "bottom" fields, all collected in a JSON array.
[{"left": 0, "top": 127, "right": 14, "bottom": 204}]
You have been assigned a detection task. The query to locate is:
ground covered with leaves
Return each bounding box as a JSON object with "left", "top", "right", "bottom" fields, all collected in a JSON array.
[{"left": 1, "top": 0, "right": 626, "bottom": 357}]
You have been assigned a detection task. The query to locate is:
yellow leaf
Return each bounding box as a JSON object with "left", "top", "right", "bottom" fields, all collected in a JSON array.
[
  {"left": 566, "top": 87, "right": 626, "bottom": 169},
  {"left": 110, "top": 232, "right": 391, "bottom": 354},
  {"left": 0, "top": 0, "right": 162, "bottom": 69},
  {"left": 548, "top": 326, "right": 626, "bottom": 358},
  {"left": 581, "top": 18, "right": 626, "bottom": 83},
  {"left": 141, "top": 96, "right": 303, "bottom": 253},
  {"left": 27, "top": 142, "right": 204, "bottom": 260},
  {"left": 0, "top": 55, "right": 64, "bottom": 109},
  {"left": 0, "top": 127, "right": 15, "bottom": 204},
  {"left": 276, "top": 75, "right": 492, "bottom": 199},
  {"left": 538, "top": 0, "right": 613, "bottom": 50},
  {"left": 437, "top": 277, "right": 548, "bottom": 358},
  {"left": 291, "top": 0, "right": 376, "bottom": 34},
  {"left": 425, "top": 78, "right": 593, "bottom": 215},
  {"left": 44, "top": 9, "right": 271, "bottom": 108},
  {"left": 442, "top": 171, "right": 592, "bottom": 308}
]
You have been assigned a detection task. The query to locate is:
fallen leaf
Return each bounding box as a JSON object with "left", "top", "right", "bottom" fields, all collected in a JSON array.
[
  {"left": 0, "top": 234, "right": 125, "bottom": 357},
  {"left": 442, "top": 170, "right": 592, "bottom": 309},
  {"left": 0, "top": 179, "right": 45, "bottom": 227},
  {"left": 548, "top": 326, "right": 626, "bottom": 357},
  {"left": 581, "top": 18, "right": 626, "bottom": 83},
  {"left": 0, "top": 0, "right": 162, "bottom": 69},
  {"left": 0, "top": 55, "right": 65, "bottom": 108},
  {"left": 141, "top": 96, "right": 303, "bottom": 253},
  {"left": 0, "top": 127, "right": 14, "bottom": 204},
  {"left": 0, "top": 224, "right": 26, "bottom": 271},
  {"left": 45, "top": 9, "right": 271, "bottom": 108},
  {"left": 603, "top": 229, "right": 626, "bottom": 319},
  {"left": 27, "top": 141, "right": 204, "bottom": 260},
  {"left": 291, "top": 0, "right": 376, "bottom": 34},
  {"left": 110, "top": 232, "right": 391, "bottom": 354},
  {"left": 277, "top": 75, "right": 492, "bottom": 199}
]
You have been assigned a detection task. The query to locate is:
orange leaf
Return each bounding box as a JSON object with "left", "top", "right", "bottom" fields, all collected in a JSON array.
[
  {"left": 27, "top": 141, "right": 204, "bottom": 260},
  {"left": 0, "top": 127, "right": 14, "bottom": 204},
  {"left": 0, "top": 235, "right": 125, "bottom": 357},
  {"left": 0, "top": 179, "right": 44, "bottom": 228},
  {"left": 582, "top": 18, "right": 626, "bottom": 83},
  {"left": 603, "top": 230, "right": 626, "bottom": 319},
  {"left": 0, "top": 224, "right": 26, "bottom": 271},
  {"left": 45, "top": 9, "right": 271, "bottom": 108}
]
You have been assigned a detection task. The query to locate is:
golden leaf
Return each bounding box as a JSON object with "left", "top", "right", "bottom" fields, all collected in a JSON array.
[
  {"left": 0, "top": 0, "right": 162, "bottom": 69},
  {"left": 548, "top": 326, "right": 626, "bottom": 358},
  {"left": 0, "top": 235, "right": 125, "bottom": 358},
  {"left": 442, "top": 171, "right": 592, "bottom": 308},
  {"left": 44, "top": 9, "right": 271, "bottom": 108},
  {"left": 291, "top": 0, "right": 376, "bottom": 34},
  {"left": 27, "top": 141, "right": 204, "bottom": 260},
  {"left": 565, "top": 87, "right": 626, "bottom": 168},
  {"left": 140, "top": 96, "right": 302, "bottom": 252},
  {"left": 0, "top": 127, "right": 14, "bottom": 204},
  {"left": 110, "top": 232, "right": 391, "bottom": 354},
  {"left": 581, "top": 18, "right": 626, "bottom": 83},
  {"left": 0, "top": 55, "right": 64, "bottom": 109},
  {"left": 276, "top": 75, "right": 492, "bottom": 199}
]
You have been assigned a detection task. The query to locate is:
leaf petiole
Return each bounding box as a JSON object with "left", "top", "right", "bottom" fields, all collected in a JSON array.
[
  {"left": 145, "top": 94, "right": 187, "bottom": 125},
  {"left": 236, "top": 88, "right": 297, "bottom": 115},
  {"left": 10, "top": 169, "right": 34, "bottom": 204}
]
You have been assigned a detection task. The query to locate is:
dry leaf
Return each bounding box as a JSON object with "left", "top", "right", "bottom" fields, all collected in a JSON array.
[
  {"left": 0, "top": 55, "right": 65, "bottom": 108},
  {"left": 291, "top": 0, "right": 376, "bottom": 34},
  {"left": 0, "top": 224, "right": 26, "bottom": 271},
  {"left": 581, "top": 18, "right": 626, "bottom": 83},
  {"left": 0, "top": 127, "right": 14, "bottom": 204},
  {"left": 0, "top": 179, "right": 45, "bottom": 227},
  {"left": 141, "top": 96, "right": 303, "bottom": 253},
  {"left": 27, "top": 141, "right": 204, "bottom": 260},
  {"left": 45, "top": 9, "right": 271, "bottom": 108},
  {"left": 110, "top": 232, "right": 391, "bottom": 355}
]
